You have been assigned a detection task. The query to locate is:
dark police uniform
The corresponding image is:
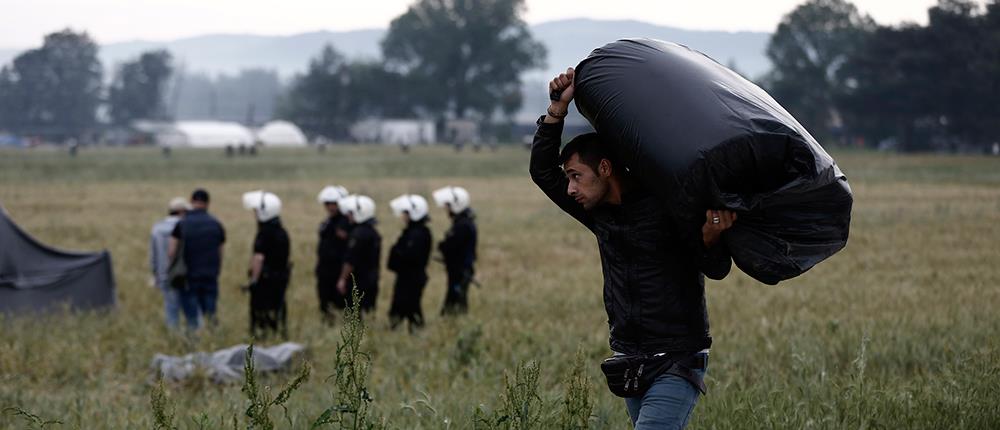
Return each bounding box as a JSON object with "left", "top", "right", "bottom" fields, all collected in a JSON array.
[
  {"left": 250, "top": 218, "right": 291, "bottom": 338},
  {"left": 316, "top": 212, "right": 351, "bottom": 319},
  {"left": 387, "top": 219, "right": 432, "bottom": 330},
  {"left": 439, "top": 209, "right": 477, "bottom": 315},
  {"left": 343, "top": 220, "right": 381, "bottom": 312}
]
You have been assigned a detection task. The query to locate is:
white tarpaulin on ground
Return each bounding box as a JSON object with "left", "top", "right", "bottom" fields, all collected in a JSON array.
[{"left": 151, "top": 342, "right": 305, "bottom": 383}]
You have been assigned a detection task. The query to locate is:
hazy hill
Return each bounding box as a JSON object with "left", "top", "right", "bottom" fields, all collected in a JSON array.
[
  {"left": 0, "top": 19, "right": 771, "bottom": 124},
  {"left": 0, "top": 18, "right": 770, "bottom": 80}
]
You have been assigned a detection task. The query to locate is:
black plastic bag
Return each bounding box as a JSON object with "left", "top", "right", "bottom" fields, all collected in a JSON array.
[{"left": 573, "top": 38, "right": 853, "bottom": 285}]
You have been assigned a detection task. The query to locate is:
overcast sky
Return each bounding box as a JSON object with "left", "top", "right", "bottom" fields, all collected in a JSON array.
[{"left": 0, "top": 0, "right": 971, "bottom": 49}]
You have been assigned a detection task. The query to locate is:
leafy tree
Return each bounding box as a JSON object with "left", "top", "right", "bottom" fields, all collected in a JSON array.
[
  {"left": 338, "top": 60, "right": 418, "bottom": 119},
  {"left": 278, "top": 45, "right": 354, "bottom": 139},
  {"left": 214, "top": 68, "right": 284, "bottom": 125},
  {"left": 0, "top": 29, "right": 102, "bottom": 140},
  {"left": 0, "top": 67, "right": 19, "bottom": 130},
  {"left": 764, "top": 0, "right": 874, "bottom": 138},
  {"left": 923, "top": 0, "right": 991, "bottom": 147},
  {"left": 982, "top": 1, "right": 1000, "bottom": 144},
  {"left": 381, "top": 0, "right": 546, "bottom": 121},
  {"left": 837, "top": 24, "right": 933, "bottom": 149},
  {"left": 172, "top": 68, "right": 284, "bottom": 124},
  {"left": 837, "top": 0, "right": 1000, "bottom": 151},
  {"left": 108, "top": 50, "right": 173, "bottom": 125},
  {"left": 278, "top": 46, "right": 414, "bottom": 139}
]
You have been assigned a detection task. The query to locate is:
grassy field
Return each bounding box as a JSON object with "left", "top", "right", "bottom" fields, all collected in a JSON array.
[{"left": 1, "top": 145, "right": 998, "bottom": 429}]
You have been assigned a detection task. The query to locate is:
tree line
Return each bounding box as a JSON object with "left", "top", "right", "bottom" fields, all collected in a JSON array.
[
  {"left": 0, "top": 30, "right": 176, "bottom": 142},
  {"left": 277, "top": 0, "right": 546, "bottom": 139},
  {"left": 1, "top": 0, "right": 997, "bottom": 151},
  {"left": 0, "top": 0, "right": 546, "bottom": 143},
  {"left": 765, "top": 0, "right": 1000, "bottom": 152}
]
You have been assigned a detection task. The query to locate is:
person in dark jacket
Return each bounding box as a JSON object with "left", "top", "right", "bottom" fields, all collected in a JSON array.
[
  {"left": 387, "top": 194, "right": 433, "bottom": 331},
  {"left": 336, "top": 195, "right": 381, "bottom": 313},
  {"left": 432, "top": 186, "right": 477, "bottom": 315},
  {"left": 168, "top": 188, "right": 226, "bottom": 330},
  {"left": 531, "top": 68, "right": 737, "bottom": 429},
  {"left": 242, "top": 190, "right": 291, "bottom": 339},
  {"left": 316, "top": 185, "right": 351, "bottom": 323}
]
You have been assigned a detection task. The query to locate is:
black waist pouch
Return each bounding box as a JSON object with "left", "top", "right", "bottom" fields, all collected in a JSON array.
[{"left": 600, "top": 353, "right": 707, "bottom": 398}]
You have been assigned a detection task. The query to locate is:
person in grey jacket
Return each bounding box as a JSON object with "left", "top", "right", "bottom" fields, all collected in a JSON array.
[{"left": 149, "top": 197, "right": 190, "bottom": 329}]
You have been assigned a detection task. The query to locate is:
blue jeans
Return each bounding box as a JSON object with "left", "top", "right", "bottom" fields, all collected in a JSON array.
[
  {"left": 158, "top": 283, "right": 181, "bottom": 329},
  {"left": 178, "top": 278, "right": 219, "bottom": 330},
  {"left": 625, "top": 355, "right": 708, "bottom": 430}
]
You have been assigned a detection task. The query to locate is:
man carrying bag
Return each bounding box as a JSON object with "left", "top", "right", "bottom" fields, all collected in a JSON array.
[{"left": 531, "top": 67, "right": 736, "bottom": 429}]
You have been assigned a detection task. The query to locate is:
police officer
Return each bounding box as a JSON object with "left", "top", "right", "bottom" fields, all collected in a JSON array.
[
  {"left": 387, "top": 194, "right": 433, "bottom": 331},
  {"left": 242, "top": 190, "right": 291, "bottom": 338},
  {"left": 316, "top": 185, "right": 351, "bottom": 323},
  {"left": 432, "top": 186, "right": 478, "bottom": 315},
  {"left": 336, "top": 195, "right": 381, "bottom": 313}
]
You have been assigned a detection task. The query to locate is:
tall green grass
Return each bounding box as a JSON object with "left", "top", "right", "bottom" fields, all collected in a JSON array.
[{"left": 1, "top": 147, "right": 998, "bottom": 428}]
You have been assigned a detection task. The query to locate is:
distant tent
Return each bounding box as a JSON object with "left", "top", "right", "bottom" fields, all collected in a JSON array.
[
  {"left": 256, "top": 121, "right": 308, "bottom": 147},
  {"left": 349, "top": 119, "right": 436, "bottom": 145},
  {"left": 0, "top": 205, "right": 116, "bottom": 315},
  {"left": 164, "top": 121, "right": 256, "bottom": 149}
]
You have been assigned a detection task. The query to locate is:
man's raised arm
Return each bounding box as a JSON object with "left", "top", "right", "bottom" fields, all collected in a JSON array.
[{"left": 529, "top": 67, "right": 592, "bottom": 228}]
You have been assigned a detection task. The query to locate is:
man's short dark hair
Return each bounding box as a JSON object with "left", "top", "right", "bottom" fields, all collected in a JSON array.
[
  {"left": 558, "top": 132, "right": 617, "bottom": 174},
  {"left": 191, "top": 189, "right": 210, "bottom": 203}
]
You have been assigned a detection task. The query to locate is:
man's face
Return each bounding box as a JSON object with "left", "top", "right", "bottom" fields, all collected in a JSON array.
[
  {"left": 563, "top": 153, "right": 610, "bottom": 210},
  {"left": 325, "top": 202, "right": 339, "bottom": 216}
]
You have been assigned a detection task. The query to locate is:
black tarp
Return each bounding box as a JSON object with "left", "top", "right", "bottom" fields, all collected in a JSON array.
[
  {"left": 0, "top": 205, "right": 115, "bottom": 315},
  {"left": 573, "top": 39, "right": 853, "bottom": 285}
]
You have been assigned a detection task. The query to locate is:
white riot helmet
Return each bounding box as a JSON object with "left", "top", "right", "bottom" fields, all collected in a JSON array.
[
  {"left": 389, "top": 194, "right": 429, "bottom": 221},
  {"left": 317, "top": 185, "right": 349, "bottom": 204},
  {"left": 433, "top": 186, "right": 470, "bottom": 214},
  {"left": 242, "top": 190, "right": 282, "bottom": 222},
  {"left": 339, "top": 195, "right": 376, "bottom": 224}
]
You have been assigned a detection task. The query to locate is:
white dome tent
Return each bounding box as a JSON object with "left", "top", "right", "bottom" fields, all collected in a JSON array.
[
  {"left": 162, "top": 121, "right": 256, "bottom": 149},
  {"left": 255, "top": 121, "right": 308, "bottom": 147}
]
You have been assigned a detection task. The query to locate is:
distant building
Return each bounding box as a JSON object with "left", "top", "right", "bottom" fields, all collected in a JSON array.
[
  {"left": 255, "top": 121, "right": 307, "bottom": 147},
  {"left": 129, "top": 120, "right": 307, "bottom": 149},
  {"left": 444, "top": 120, "right": 480, "bottom": 144},
  {"left": 133, "top": 120, "right": 255, "bottom": 149},
  {"left": 174, "top": 121, "right": 255, "bottom": 148},
  {"left": 350, "top": 119, "right": 436, "bottom": 146}
]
